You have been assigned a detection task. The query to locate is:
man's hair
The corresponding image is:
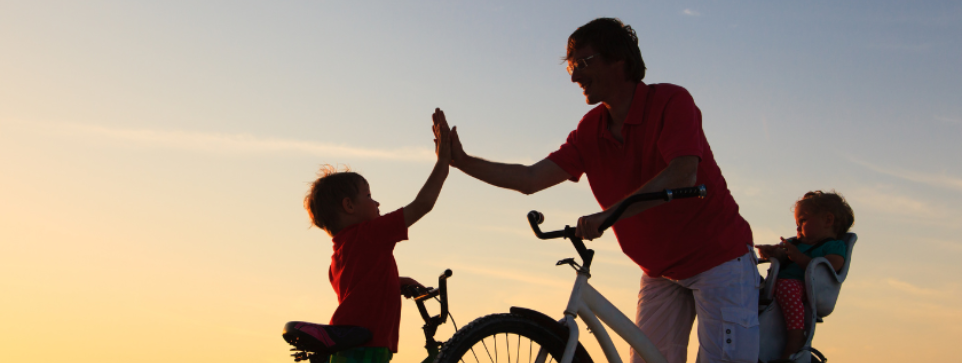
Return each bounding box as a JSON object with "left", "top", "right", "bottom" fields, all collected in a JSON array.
[
  {"left": 794, "top": 190, "right": 855, "bottom": 240},
  {"left": 304, "top": 165, "right": 366, "bottom": 232},
  {"left": 566, "top": 17, "right": 646, "bottom": 82}
]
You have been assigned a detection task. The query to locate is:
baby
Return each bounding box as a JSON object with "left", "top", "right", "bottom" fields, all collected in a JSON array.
[{"left": 756, "top": 190, "right": 854, "bottom": 362}]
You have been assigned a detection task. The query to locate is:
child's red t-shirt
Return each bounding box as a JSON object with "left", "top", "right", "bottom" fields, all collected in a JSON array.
[{"left": 329, "top": 208, "right": 408, "bottom": 352}]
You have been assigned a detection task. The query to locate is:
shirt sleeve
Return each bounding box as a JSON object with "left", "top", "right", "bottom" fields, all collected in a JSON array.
[
  {"left": 656, "top": 89, "right": 705, "bottom": 163},
  {"left": 820, "top": 240, "right": 848, "bottom": 259},
  {"left": 546, "top": 129, "right": 585, "bottom": 182}
]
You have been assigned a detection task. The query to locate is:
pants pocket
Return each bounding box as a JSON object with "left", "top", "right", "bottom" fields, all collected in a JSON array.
[{"left": 720, "top": 307, "right": 760, "bottom": 362}]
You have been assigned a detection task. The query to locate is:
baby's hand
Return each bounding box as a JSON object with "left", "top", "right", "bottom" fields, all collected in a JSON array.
[
  {"left": 756, "top": 243, "right": 786, "bottom": 260},
  {"left": 779, "top": 237, "right": 800, "bottom": 257},
  {"left": 432, "top": 108, "right": 451, "bottom": 163},
  {"left": 755, "top": 244, "right": 776, "bottom": 259}
]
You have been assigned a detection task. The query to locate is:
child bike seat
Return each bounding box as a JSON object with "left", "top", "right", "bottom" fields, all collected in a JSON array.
[{"left": 282, "top": 321, "right": 372, "bottom": 354}]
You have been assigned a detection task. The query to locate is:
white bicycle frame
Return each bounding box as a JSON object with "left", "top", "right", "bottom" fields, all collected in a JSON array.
[{"left": 556, "top": 270, "right": 667, "bottom": 363}]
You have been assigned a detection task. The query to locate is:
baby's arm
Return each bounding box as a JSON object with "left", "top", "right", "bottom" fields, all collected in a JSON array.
[
  {"left": 756, "top": 243, "right": 788, "bottom": 263},
  {"left": 403, "top": 108, "right": 451, "bottom": 227},
  {"left": 779, "top": 238, "right": 845, "bottom": 272}
]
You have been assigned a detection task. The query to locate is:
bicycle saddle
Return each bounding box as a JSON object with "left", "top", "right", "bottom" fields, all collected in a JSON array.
[{"left": 282, "top": 321, "right": 372, "bottom": 354}]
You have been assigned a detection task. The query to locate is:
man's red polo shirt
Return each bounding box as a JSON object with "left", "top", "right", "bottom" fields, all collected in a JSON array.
[{"left": 547, "top": 82, "right": 752, "bottom": 279}]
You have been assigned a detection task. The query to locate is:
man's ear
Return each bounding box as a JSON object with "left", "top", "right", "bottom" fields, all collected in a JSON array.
[
  {"left": 824, "top": 212, "right": 835, "bottom": 227},
  {"left": 341, "top": 196, "right": 355, "bottom": 214}
]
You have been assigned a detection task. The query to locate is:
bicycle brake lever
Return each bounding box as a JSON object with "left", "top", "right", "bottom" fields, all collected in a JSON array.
[{"left": 556, "top": 258, "right": 582, "bottom": 271}]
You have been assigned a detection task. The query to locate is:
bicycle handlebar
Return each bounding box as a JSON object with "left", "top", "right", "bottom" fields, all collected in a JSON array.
[
  {"left": 598, "top": 185, "right": 706, "bottom": 231},
  {"left": 527, "top": 185, "right": 707, "bottom": 271}
]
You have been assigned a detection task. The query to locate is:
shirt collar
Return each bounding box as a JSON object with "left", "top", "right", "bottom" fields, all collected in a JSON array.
[{"left": 623, "top": 82, "right": 650, "bottom": 125}]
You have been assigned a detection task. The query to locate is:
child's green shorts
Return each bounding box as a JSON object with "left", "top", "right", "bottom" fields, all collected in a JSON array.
[{"left": 328, "top": 347, "right": 392, "bottom": 363}]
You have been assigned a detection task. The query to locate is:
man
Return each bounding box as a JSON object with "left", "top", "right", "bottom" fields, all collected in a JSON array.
[{"left": 439, "top": 18, "right": 759, "bottom": 363}]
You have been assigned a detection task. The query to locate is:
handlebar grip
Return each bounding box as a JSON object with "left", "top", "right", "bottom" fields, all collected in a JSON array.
[
  {"left": 440, "top": 269, "right": 453, "bottom": 280},
  {"left": 528, "top": 210, "right": 567, "bottom": 240},
  {"left": 666, "top": 185, "right": 707, "bottom": 200},
  {"left": 527, "top": 211, "right": 544, "bottom": 225},
  {"left": 598, "top": 185, "right": 707, "bottom": 232}
]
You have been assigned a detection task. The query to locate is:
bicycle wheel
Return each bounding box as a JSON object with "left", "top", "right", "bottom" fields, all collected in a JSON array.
[{"left": 434, "top": 313, "right": 590, "bottom": 363}]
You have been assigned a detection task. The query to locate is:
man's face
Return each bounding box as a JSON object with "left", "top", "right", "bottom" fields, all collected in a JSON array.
[{"left": 568, "top": 46, "right": 626, "bottom": 105}]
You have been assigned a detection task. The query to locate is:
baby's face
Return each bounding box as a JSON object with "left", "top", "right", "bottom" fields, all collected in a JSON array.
[
  {"left": 794, "top": 208, "right": 834, "bottom": 243},
  {"left": 353, "top": 181, "right": 381, "bottom": 221}
]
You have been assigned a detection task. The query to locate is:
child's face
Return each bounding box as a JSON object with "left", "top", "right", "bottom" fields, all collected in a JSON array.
[
  {"left": 353, "top": 181, "right": 381, "bottom": 221},
  {"left": 794, "top": 207, "right": 835, "bottom": 243}
]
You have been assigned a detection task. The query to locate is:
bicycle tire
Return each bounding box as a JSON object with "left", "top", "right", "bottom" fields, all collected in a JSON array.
[{"left": 434, "top": 313, "right": 590, "bottom": 363}]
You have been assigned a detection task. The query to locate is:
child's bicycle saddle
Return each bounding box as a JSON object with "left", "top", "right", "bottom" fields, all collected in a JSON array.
[{"left": 282, "top": 321, "right": 372, "bottom": 362}]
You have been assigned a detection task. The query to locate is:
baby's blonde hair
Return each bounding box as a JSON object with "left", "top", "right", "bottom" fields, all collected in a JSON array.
[{"left": 794, "top": 190, "right": 855, "bottom": 239}]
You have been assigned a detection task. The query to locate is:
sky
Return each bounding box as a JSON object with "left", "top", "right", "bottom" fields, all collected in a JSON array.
[{"left": 1, "top": 1, "right": 961, "bottom": 362}]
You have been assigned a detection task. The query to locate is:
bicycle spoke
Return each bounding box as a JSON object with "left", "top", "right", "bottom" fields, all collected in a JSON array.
[
  {"left": 515, "top": 333, "right": 520, "bottom": 363},
  {"left": 505, "top": 333, "right": 511, "bottom": 363},
  {"left": 480, "top": 337, "right": 494, "bottom": 363}
]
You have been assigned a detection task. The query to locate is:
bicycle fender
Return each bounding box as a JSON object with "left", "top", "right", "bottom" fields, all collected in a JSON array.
[{"left": 510, "top": 307, "right": 594, "bottom": 363}]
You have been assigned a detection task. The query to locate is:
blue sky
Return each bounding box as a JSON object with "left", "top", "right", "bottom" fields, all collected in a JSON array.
[{"left": 2, "top": 1, "right": 961, "bottom": 362}]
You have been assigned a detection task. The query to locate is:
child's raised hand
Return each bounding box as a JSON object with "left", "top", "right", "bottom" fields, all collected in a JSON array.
[{"left": 432, "top": 108, "right": 451, "bottom": 163}]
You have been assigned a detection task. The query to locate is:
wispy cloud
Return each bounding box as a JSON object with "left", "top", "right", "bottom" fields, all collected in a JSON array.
[
  {"left": 849, "top": 157, "right": 962, "bottom": 192},
  {"left": 935, "top": 115, "right": 961, "bottom": 125},
  {"left": 885, "top": 278, "right": 951, "bottom": 298},
  {"left": 866, "top": 42, "right": 932, "bottom": 52},
  {"left": 13, "top": 120, "right": 435, "bottom": 162},
  {"left": 682, "top": 9, "right": 701, "bottom": 16},
  {"left": 844, "top": 185, "right": 953, "bottom": 221},
  {"left": 447, "top": 263, "right": 571, "bottom": 289}
]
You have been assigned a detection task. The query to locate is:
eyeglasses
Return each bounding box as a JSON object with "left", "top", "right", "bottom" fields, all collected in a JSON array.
[{"left": 566, "top": 54, "right": 597, "bottom": 75}]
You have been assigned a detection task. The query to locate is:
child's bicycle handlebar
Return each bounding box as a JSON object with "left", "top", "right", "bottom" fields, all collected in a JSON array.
[{"left": 527, "top": 185, "right": 707, "bottom": 271}]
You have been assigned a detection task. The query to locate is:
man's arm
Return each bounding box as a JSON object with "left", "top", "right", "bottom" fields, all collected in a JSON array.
[
  {"left": 576, "top": 155, "right": 699, "bottom": 240},
  {"left": 403, "top": 109, "right": 452, "bottom": 227},
  {"left": 448, "top": 126, "right": 571, "bottom": 195}
]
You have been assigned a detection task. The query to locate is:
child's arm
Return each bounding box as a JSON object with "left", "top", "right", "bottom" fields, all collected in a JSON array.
[{"left": 403, "top": 108, "right": 451, "bottom": 227}]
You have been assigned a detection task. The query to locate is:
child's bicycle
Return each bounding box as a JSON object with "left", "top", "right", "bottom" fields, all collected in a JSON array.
[{"left": 282, "top": 269, "right": 456, "bottom": 363}]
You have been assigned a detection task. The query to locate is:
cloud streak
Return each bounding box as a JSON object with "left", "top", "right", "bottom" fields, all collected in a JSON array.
[
  {"left": 849, "top": 157, "right": 962, "bottom": 192},
  {"left": 12, "top": 120, "right": 435, "bottom": 162}
]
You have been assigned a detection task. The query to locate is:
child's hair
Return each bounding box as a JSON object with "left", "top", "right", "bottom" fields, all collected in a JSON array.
[
  {"left": 304, "top": 165, "right": 367, "bottom": 232},
  {"left": 793, "top": 190, "right": 855, "bottom": 239}
]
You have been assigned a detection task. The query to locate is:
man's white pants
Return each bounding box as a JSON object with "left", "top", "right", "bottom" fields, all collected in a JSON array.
[{"left": 631, "top": 252, "right": 760, "bottom": 363}]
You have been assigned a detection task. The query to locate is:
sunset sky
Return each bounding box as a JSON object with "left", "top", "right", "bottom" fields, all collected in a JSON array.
[{"left": 2, "top": 1, "right": 960, "bottom": 362}]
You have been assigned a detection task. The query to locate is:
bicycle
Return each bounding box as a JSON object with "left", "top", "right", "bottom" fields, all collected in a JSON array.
[
  {"left": 432, "top": 185, "right": 709, "bottom": 363},
  {"left": 282, "top": 269, "right": 456, "bottom": 363}
]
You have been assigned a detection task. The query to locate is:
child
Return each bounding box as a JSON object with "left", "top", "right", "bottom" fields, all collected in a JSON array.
[
  {"left": 302, "top": 109, "right": 452, "bottom": 363},
  {"left": 756, "top": 190, "right": 854, "bottom": 362}
]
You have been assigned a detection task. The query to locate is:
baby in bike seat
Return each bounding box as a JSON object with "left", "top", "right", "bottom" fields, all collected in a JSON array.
[
  {"left": 287, "top": 109, "right": 453, "bottom": 363},
  {"left": 755, "top": 191, "right": 854, "bottom": 362}
]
